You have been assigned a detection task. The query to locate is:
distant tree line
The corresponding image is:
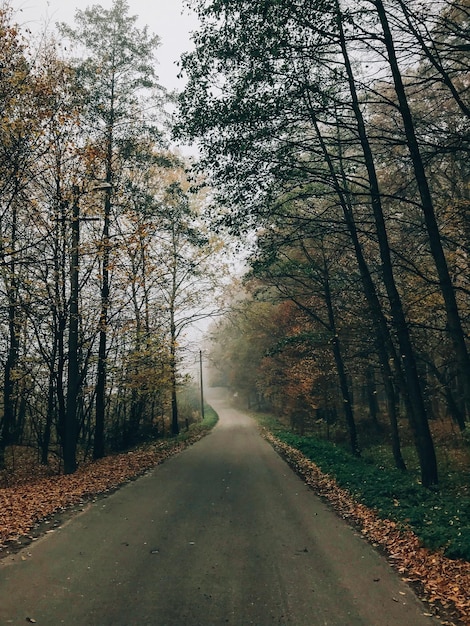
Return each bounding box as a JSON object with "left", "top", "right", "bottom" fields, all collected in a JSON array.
[{"left": 177, "top": 0, "right": 470, "bottom": 487}]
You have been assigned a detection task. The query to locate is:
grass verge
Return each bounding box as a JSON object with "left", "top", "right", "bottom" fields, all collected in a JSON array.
[
  {"left": 254, "top": 413, "right": 470, "bottom": 562},
  {"left": 178, "top": 406, "right": 219, "bottom": 441}
]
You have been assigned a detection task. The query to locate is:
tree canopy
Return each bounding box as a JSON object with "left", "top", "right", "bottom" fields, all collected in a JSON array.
[{"left": 177, "top": 0, "right": 470, "bottom": 487}]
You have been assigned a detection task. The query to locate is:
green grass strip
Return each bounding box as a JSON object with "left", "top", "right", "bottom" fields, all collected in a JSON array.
[{"left": 262, "top": 421, "right": 470, "bottom": 561}]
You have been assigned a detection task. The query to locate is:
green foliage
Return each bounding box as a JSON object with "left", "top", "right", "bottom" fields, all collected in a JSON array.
[
  {"left": 177, "top": 386, "right": 205, "bottom": 423},
  {"left": 271, "top": 429, "right": 470, "bottom": 561},
  {"left": 199, "top": 406, "right": 219, "bottom": 431},
  {"left": 181, "top": 0, "right": 470, "bottom": 489},
  {"left": 176, "top": 406, "right": 218, "bottom": 442},
  {"left": 461, "top": 429, "right": 470, "bottom": 447}
]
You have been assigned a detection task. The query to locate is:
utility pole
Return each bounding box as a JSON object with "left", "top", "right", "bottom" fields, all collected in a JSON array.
[
  {"left": 199, "top": 349, "right": 205, "bottom": 420},
  {"left": 64, "top": 186, "right": 80, "bottom": 474}
]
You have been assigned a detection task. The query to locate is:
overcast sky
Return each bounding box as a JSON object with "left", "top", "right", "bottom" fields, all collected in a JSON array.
[{"left": 9, "top": 0, "right": 199, "bottom": 91}]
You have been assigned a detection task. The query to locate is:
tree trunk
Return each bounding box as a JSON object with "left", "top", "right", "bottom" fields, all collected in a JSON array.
[
  {"left": 375, "top": 0, "right": 470, "bottom": 424},
  {"left": 366, "top": 366, "right": 380, "bottom": 429},
  {"left": 64, "top": 192, "right": 80, "bottom": 474},
  {"left": 94, "top": 177, "right": 113, "bottom": 460},
  {"left": 323, "top": 253, "right": 359, "bottom": 456},
  {"left": 42, "top": 346, "right": 57, "bottom": 465},
  {"left": 335, "top": 0, "right": 437, "bottom": 485},
  {"left": 0, "top": 201, "right": 20, "bottom": 469},
  {"left": 170, "top": 315, "right": 179, "bottom": 436},
  {"left": 308, "top": 112, "right": 407, "bottom": 471}
]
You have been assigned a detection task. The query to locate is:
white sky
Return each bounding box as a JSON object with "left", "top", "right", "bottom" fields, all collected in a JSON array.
[{"left": 9, "top": 0, "right": 199, "bottom": 91}]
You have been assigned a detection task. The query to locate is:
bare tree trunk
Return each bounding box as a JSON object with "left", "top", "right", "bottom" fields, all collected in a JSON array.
[
  {"left": 324, "top": 265, "right": 359, "bottom": 456},
  {"left": 375, "top": 0, "right": 470, "bottom": 424},
  {"left": 169, "top": 312, "right": 179, "bottom": 436},
  {"left": 63, "top": 191, "right": 80, "bottom": 474},
  {"left": 0, "top": 199, "right": 20, "bottom": 469},
  {"left": 94, "top": 165, "right": 113, "bottom": 460},
  {"left": 335, "top": 0, "right": 438, "bottom": 485},
  {"left": 307, "top": 109, "right": 407, "bottom": 470}
]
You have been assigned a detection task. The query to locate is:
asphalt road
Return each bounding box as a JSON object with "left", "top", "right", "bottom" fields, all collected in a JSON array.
[{"left": 0, "top": 388, "right": 439, "bottom": 626}]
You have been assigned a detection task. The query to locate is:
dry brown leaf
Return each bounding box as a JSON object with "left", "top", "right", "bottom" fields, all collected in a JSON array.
[{"left": 263, "top": 430, "right": 470, "bottom": 626}]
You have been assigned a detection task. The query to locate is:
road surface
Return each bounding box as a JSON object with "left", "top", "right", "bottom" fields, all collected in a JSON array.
[{"left": 0, "top": 388, "right": 439, "bottom": 625}]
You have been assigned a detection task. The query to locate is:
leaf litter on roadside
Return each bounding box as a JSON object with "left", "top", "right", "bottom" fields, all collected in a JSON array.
[
  {"left": 0, "top": 434, "right": 207, "bottom": 557},
  {"left": 1, "top": 426, "right": 468, "bottom": 625},
  {"left": 263, "top": 430, "right": 470, "bottom": 626}
]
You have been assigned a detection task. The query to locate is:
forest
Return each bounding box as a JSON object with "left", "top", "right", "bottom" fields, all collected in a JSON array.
[
  {"left": 0, "top": 0, "right": 225, "bottom": 477},
  {"left": 0, "top": 1, "right": 469, "bottom": 619},
  {"left": 176, "top": 0, "right": 470, "bottom": 489},
  {"left": 0, "top": 0, "right": 469, "bottom": 492}
]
